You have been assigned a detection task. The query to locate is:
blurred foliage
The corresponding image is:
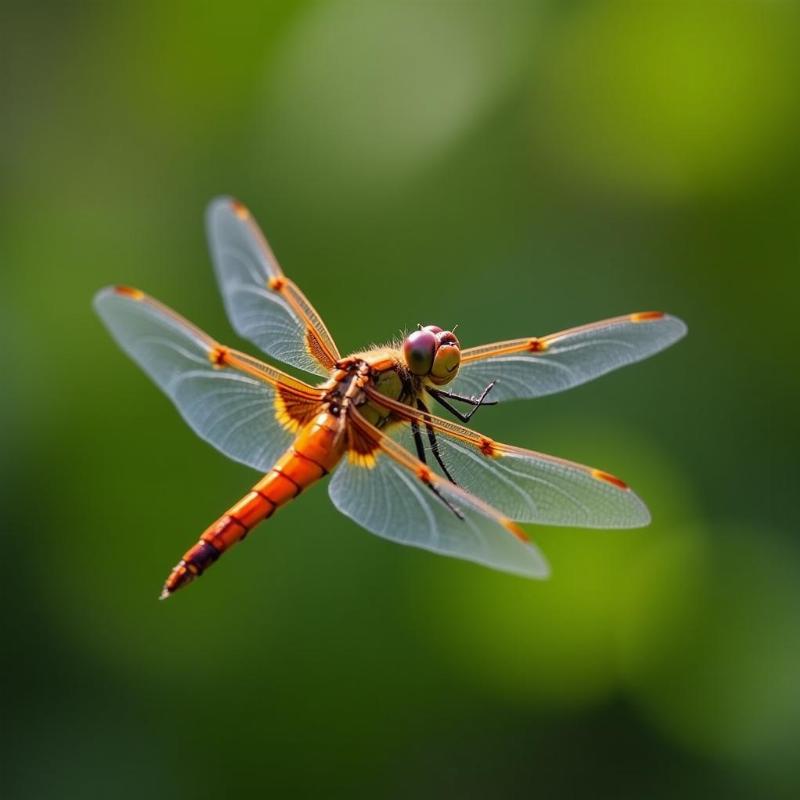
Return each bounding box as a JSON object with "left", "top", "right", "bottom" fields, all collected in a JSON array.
[{"left": 2, "top": 1, "right": 799, "bottom": 798}]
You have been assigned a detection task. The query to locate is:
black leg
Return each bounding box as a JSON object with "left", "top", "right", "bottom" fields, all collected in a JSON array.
[
  {"left": 429, "top": 381, "right": 497, "bottom": 423},
  {"left": 430, "top": 381, "right": 498, "bottom": 407},
  {"left": 428, "top": 482, "right": 465, "bottom": 521},
  {"left": 411, "top": 416, "right": 463, "bottom": 519},
  {"left": 417, "top": 400, "right": 457, "bottom": 484},
  {"left": 410, "top": 418, "right": 426, "bottom": 463}
]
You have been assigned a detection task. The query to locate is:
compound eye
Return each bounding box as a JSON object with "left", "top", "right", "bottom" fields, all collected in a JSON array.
[
  {"left": 422, "top": 324, "right": 443, "bottom": 335},
  {"left": 403, "top": 329, "right": 437, "bottom": 376},
  {"left": 430, "top": 345, "right": 461, "bottom": 385},
  {"left": 430, "top": 331, "right": 461, "bottom": 385},
  {"left": 436, "top": 330, "right": 459, "bottom": 348}
]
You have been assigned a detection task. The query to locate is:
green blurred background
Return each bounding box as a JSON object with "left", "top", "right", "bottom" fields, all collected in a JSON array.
[{"left": 2, "top": 1, "right": 799, "bottom": 797}]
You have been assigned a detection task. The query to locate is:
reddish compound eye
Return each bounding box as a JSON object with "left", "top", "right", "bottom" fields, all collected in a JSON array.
[
  {"left": 436, "top": 331, "right": 459, "bottom": 348},
  {"left": 403, "top": 329, "right": 437, "bottom": 376}
]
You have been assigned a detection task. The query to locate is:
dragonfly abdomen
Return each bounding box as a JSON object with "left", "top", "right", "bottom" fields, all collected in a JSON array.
[{"left": 160, "top": 412, "right": 345, "bottom": 599}]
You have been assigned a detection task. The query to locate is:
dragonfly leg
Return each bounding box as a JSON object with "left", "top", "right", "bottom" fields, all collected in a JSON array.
[
  {"left": 410, "top": 417, "right": 427, "bottom": 462},
  {"left": 417, "top": 400, "right": 457, "bottom": 484},
  {"left": 428, "top": 381, "right": 497, "bottom": 423},
  {"left": 430, "top": 381, "right": 498, "bottom": 406},
  {"left": 411, "top": 415, "right": 464, "bottom": 518}
]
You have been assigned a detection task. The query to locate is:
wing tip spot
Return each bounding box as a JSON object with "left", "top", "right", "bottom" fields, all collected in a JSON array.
[
  {"left": 417, "top": 465, "right": 433, "bottom": 483},
  {"left": 528, "top": 337, "right": 548, "bottom": 352},
  {"left": 113, "top": 285, "right": 144, "bottom": 300},
  {"left": 507, "top": 520, "right": 530, "bottom": 543},
  {"left": 208, "top": 345, "right": 229, "bottom": 367},
  {"left": 231, "top": 199, "right": 249, "bottom": 220},
  {"left": 479, "top": 437, "right": 499, "bottom": 458},
  {"left": 592, "top": 469, "right": 629, "bottom": 490},
  {"left": 631, "top": 311, "right": 665, "bottom": 323},
  {"left": 269, "top": 276, "right": 286, "bottom": 292}
]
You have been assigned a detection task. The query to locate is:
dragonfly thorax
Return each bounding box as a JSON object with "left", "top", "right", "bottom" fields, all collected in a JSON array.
[
  {"left": 322, "top": 359, "right": 371, "bottom": 418},
  {"left": 324, "top": 354, "right": 412, "bottom": 429}
]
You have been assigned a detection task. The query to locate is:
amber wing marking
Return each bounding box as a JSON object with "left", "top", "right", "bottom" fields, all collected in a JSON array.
[{"left": 275, "top": 385, "right": 323, "bottom": 433}]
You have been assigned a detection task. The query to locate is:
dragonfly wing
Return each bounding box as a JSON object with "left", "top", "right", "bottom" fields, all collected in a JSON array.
[
  {"left": 94, "top": 286, "right": 322, "bottom": 472},
  {"left": 206, "top": 197, "right": 340, "bottom": 376},
  {"left": 368, "top": 388, "right": 651, "bottom": 528},
  {"left": 328, "top": 410, "right": 549, "bottom": 578},
  {"left": 451, "top": 312, "right": 687, "bottom": 402}
]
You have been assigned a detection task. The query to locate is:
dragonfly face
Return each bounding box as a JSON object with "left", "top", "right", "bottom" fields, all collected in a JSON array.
[
  {"left": 403, "top": 325, "right": 461, "bottom": 386},
  {"left": 94, "top": 197, "right": 688, "bottom": 599}
]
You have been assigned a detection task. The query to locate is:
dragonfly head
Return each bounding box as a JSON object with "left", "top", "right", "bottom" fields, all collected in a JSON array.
[{"left": 403, "top": 324, "right": 461, "bottom": 386}]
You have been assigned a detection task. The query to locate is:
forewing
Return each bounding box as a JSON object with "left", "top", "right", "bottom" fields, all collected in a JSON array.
[
  {"left": 206, "top": 196, "right": 341, "bottom": 375},
  {"left": 94, "top": 286, "right": 322, "bottom": 472},
  {"left": 369, "top": 388, "right": 651, "bottom": 528},
  {"left": 328, "top": 410, "right": 549, "bottom": 578},
  {"left": 451, "top": 312, "right": 687, "bottom": 402}
]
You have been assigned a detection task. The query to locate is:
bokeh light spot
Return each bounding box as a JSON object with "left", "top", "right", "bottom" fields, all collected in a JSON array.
[
  {"left": 534, "top": 0, "right": 799, "bottom": 198},
  {"left": 620, "top": 524, "right": 800, "bottom": 764}
]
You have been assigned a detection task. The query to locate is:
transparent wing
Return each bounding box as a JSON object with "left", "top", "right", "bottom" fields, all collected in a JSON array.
[
  {"left": 94, "top": 286, "right": 323, "bottom": 472},
  {"left": 367, "top": 387, "right": 651, "bottom": 528},
  {"left": 328, "top": 410, "right": 549, "bottom": 579},
  {"left": 206, "top": 196, "right": 341, "bottom": 376},
  {"left": 451, "top": 312, "right": 687, "bottom": 402}
]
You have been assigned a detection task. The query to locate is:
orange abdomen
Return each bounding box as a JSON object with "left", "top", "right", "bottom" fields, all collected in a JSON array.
[{"left": 161, "top": 412, "right": 345, "bottom": 598}]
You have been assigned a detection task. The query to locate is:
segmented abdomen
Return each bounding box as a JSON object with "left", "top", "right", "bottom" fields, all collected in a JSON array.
[{"left": 161, "top": 412, "right": 345, "bottom": 598}]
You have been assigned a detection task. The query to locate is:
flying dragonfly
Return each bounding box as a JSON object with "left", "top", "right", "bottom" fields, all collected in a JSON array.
[{"left": 94, "top": 198, "right": 687, "bottom": 599}]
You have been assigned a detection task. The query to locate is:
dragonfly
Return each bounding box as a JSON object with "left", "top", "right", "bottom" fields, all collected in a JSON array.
[{"left": 94, "top": 197, "right": 687, "bottom": 599}]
